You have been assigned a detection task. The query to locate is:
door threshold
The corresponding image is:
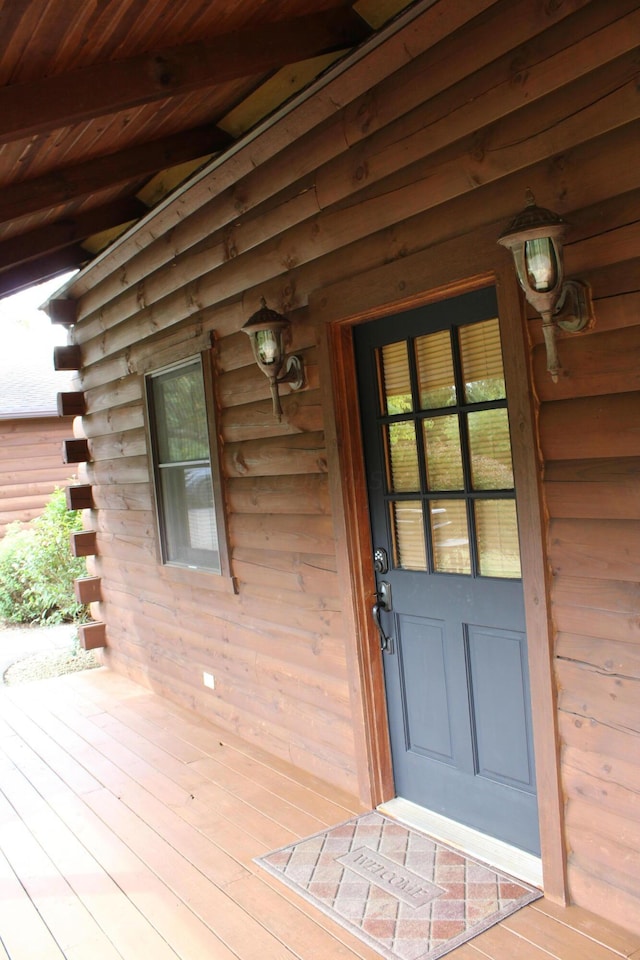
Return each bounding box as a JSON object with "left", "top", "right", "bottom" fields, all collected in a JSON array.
[{"left": 378, "top": 797, "right": 543, "bottom": 889}]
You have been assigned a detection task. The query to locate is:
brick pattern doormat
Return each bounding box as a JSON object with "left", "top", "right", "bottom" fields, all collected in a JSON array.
[{"left": 256, "top": 812, "right": 541, "bottom": 960}]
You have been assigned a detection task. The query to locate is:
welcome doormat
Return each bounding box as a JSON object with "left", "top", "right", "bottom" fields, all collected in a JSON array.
[{"left": 256, "top": 812, "right": 541, "bottom": 960}]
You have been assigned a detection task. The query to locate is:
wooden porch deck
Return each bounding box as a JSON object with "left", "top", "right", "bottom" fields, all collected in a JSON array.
[{"left": 0, "top": 667, "right": 638, "bottom": 960}]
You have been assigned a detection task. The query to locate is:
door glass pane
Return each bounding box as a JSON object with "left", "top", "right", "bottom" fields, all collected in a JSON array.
[
  {"left": 415, "top": 330, "right": 456, "bottom": 408},
  {"left": 468, "top": 409, "right": 514, "bottom": 490},
  {"left": 430, "top": 500, "right": 470, "bottom": 574},
  {"left": 379, "top": 341, "right": 413, "bottom": 415},
  {"left": 387, "top": 422, "right": 420, "bottom": 492},
  {"left": 423, "top": 416, "right": 464, "bottom": 490},
  {"left": 475, "top": 500, "right": 521, "bottom": 578},
  {"left": 391, "top": 501, "right": 427, "bottom": 570},
  {"left": 459, "top": 318, "right": 506, "bottom": 402}
]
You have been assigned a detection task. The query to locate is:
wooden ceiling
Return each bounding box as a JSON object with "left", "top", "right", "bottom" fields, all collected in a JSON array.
[{"left": 0, "top": 0, "right": 412, "bottom": 300}]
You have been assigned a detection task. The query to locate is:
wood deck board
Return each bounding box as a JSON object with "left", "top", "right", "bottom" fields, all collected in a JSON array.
[{"left": 0, "top": 668, "right": 638, "bottom": 960}]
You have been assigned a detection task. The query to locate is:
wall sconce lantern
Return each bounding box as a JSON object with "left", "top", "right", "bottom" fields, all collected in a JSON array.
[
  {"left": 242, "top": 297, "right": 305, "bottom": 421},
  {"left": 498, "top": 191, "right": 591, "bottom": 381}
]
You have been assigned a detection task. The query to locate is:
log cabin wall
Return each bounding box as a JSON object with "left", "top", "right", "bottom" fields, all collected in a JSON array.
[
  {"left": 0, "top": 416, "right": 75, "bottom": 537},
  {"left": 66, "top": 0, "right": 640, "bottom": 929}
]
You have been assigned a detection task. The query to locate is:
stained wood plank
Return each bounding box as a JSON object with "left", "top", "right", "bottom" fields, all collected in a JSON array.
[
  {"left": 0, "top": 742, "right": 181, "bottom": 959},
  {"left": 561, "top": 744, "right": 639, "bottom": 824},
  {"left": 225, "top": 872, "right": 385, "bottom": 960},
  {"left": 229, "top": 513, "right": 335, "bottom": 554},
  {"left": 1, "top": 687, "right": 296, "bottom": 865},
  {"left": 70, "top": 0, "right": 500, "bottom": 302},
  {"left": 530, "top": 898, "right": 640, "bottom": 958},
  {"left": 0, "top": 745, "right": 243, "bottom": 960},
  {"left": 545, "top": 479, "right": 640, "bottom": 519},
  {"left": 553, "top": 575, "right": 640, "bottom": 621},
  {"left": 545, "top": 457, "right": 640, "bottom": 484},
  {"left": 78, "top": 56, "right": 640, "bottom": 365},
  {"left": 467, "top": 922, "right": 554, "bottom": 959},
  {"left": 558, "top": 709, "right": 640, "bottom": 771},
  {"left": 565, "top": 802, "right": 640, "bottom": 903},
  {"left": 556, "top": 633, "right": 640, "bottom": 679},
  {"left": 317, "top": 8, "right": 640, "bottom": 209},
  {"left": 568, "top": 867, "right": 640, "bottom": 951},
  {"left": 1, "top": 671, "right": 639, "bottom": 959},
  {"left": 0, "top": 10, "right": 367, "bottom": 143},
  {"left": 502, "top": 907, "right": 628, "bottom": 960},
  {"left": 549, "top": 519, "right": 640, "bottom": 582},
  {"left": 81, "top": 710, "right": 331, "bottom": 838},
  {"left": 556, "top": 660, "right": 640, "bottom": 734},
  {"left": 0, "top": 787, "right": 122, "bottom": 960},
  {"left": 0, "top": 851, "right": 66, "bottom": 959},
  {"left": 533, "top": 325, "right": 640, "bottom": 401},
  {"left": 223, "top": 432, "right": 329, "bottom": 479},
  {"left": 540, "top": 394, "right": 640, "bottom": 461},
  {"left": 88, "top": 673, "right": 360, "bottom": 811},
  {"left": 226, "top": 474, "right": 331, "bottom": 515}
]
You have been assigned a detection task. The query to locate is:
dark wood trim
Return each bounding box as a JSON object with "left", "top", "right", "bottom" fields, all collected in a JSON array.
[
  {"left": 70, "top": 530, "right": 97, "bottom": 557},
  {"left": 57, "top": 392, "right": 87, "bottom": 417},
  {"left": 53, "top": 345, "right": 82, "bottom": 371},
  {"left": 0, "top": 199, "right": 147, "bottom": 274},
  {"left": 0, "top": 246, "right": 86, "bottom": 299},
  {"left": 0, "top": 127, "right": 230, "bottom": 227},
  {"left": 0, "top": 9, "right": 369, "bottom": 144},
  {"left": 203, "top": 343, "right": 233, "bottom": 581},
  {"left": 78, "top": 622, "right": 106, "bottom": 650},
  {"left": 320, "top": 321, "right": 394, "bottom": 808},
  {"left": 48, "top": 299, "right": 79, "bottom": 327},
  {"left": 66, "top": 485, "right": 94, "bottom": 510},
  {"left": 62, "top": 438, "right": 90, "bottom": 464},
  {"left": 495, "top": 263, "right": 568, "bottom": 905},
  {"left": 74, "top": 576, "right": 102, "bottom": 603}
]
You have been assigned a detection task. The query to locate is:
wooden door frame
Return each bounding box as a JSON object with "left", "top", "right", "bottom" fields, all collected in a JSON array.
[{"left": 317, "top": 265, "right": 568, "bottom": 904}]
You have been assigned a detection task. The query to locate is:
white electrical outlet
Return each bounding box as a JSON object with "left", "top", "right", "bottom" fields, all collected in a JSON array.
[{"left": 203, "top": 671, "right": 215, "bottom": 690}]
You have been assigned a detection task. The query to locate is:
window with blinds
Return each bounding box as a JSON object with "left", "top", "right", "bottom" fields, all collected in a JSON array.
[
  {"left": 146, "top": 355, "right": 223, "bottom": 572},
  {"left": 377, "top": 317, "right": 521, "bottom": 578}
]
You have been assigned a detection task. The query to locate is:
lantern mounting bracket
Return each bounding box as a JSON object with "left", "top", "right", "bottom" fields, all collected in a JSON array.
[
  {"left": 498, "top": 192, "right": 592, "bottom": 382},
  {"left": 242, "top": 297, "right": 305, "bottom": 422},
  {"left": 277, "top": 354, "right": 304, "bottom": 391}
]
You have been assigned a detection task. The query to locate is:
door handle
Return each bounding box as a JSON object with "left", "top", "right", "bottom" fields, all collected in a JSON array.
[{"left": 372, "top": 580, "right": 393, "bottom": 653}]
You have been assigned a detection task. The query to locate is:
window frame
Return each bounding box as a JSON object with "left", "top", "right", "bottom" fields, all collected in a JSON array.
[{"left": 145, "top": 349, "right": 230, "bottom": 577}]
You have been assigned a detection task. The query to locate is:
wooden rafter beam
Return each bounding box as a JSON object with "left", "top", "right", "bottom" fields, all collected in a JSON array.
[
  {"left": 0, "top": 125, "right": 229, "bottom": 227},
  {"left": 0, "top": 9, "right": 368, "bottom": 144},
  {"left": 0, "top": 246, "right": 87, "bottom": 300},
  {"left": 0, "top": 197, "right": 147, "bottom": 273}
]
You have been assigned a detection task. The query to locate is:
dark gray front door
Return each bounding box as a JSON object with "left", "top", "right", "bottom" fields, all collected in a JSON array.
[{"left": 354, "top": 287, "right": 539, "bottom": 855}]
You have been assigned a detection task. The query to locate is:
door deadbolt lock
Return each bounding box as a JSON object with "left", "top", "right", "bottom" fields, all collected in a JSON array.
[{"left": 373, "top": 547, "right": 389, "bottom": 574}]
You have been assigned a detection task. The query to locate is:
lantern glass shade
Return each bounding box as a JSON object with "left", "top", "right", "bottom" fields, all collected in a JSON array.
[
  {"left": 242, "top": 298, "right": 305, "bottom": 420},
  {"left": 255, "top": 327, "right": 283, "bottom": 366},
  {"left": 524, "top": 237, "right": 558, "bottom": 293}
]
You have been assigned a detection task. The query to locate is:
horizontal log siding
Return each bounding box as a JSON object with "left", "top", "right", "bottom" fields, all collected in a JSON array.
[
  {"left": 0, "top": 416, "right": 75, "bottom": 536},
  {"left": 68, "top": 0, "right": 640, "bottom": 924},
  {"left": 542, "top": 249, "right": 640, "bottom": 927}
]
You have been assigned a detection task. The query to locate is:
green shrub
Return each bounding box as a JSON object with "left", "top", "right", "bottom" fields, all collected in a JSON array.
[{"left": 0, "top": 488, "right": 87, "bottom": 624}]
